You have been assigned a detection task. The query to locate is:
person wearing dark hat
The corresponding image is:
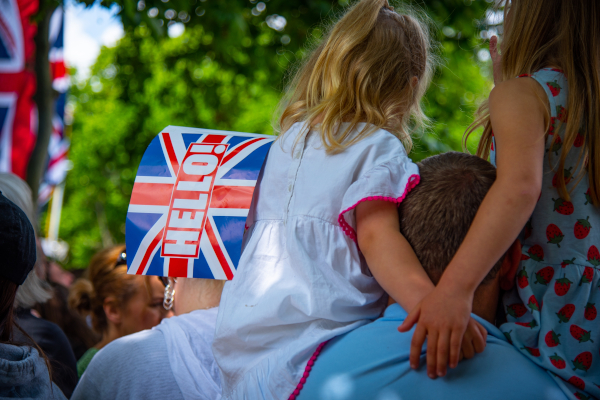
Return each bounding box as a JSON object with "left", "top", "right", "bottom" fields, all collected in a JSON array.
[
  {"left": 0, "top": 174, "right": 79, "bottom": 397},
  {"left": 0, "top": 192, "right": 67, "bottom": 399}
]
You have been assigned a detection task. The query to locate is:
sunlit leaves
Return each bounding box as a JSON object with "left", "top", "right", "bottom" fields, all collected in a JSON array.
[{"left": 60, "top": 0, "right": 493, "bottom": 268}]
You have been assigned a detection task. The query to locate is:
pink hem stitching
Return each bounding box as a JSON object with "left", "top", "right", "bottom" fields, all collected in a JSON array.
[
  {"left": 288, "top": 341, "right": 329, "bottom": 400},
  {"left": 337, "top": 174, "right": 420, "bottom": 243}
]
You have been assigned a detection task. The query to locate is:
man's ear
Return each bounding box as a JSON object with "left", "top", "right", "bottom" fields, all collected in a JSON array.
[
  {"left": 103, "top": 296, "right": 122, "bottom": 325},
  {"left": 500, "top": 240, "right": 522, "bottom": 291},
  {"left": 411, "top": 76, "right": 419, "bottom": 89}
]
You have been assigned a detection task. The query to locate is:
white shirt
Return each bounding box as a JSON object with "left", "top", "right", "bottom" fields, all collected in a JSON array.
[
  {"left": 213, "top": 123, "right": 419, "bottom": 400},
  {"left": 72, "top": 308, "right": 221, "bottom": 400}
]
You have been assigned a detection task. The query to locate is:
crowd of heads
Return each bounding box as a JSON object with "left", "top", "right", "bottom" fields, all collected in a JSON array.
[
  {"left": 0, "top": 172, "right": 172, "bottom": 397},
  {"left": 2, "top": 0, "right": 598, "bottom": 398}
]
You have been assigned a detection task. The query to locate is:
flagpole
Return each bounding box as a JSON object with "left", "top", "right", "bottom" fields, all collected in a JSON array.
[{"left": 48, "top": 181, "right": 65, "bottom": 241}]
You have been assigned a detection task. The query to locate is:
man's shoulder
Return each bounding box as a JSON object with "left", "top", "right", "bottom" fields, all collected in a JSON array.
[
  {"left": 298, "top": 307, "right": 567, "bottom": 400},
  {"left": 14, "top": 310, "right": 75, "bottom": 364},
  {"left": 15, "top": 310, "right": 64, "bottom": 339},
  {"left": 97, "top": 328, "right": 166, "bottom": 363},
  {"left": 73, "top": 328, "right": 181, "bottom": 400}
]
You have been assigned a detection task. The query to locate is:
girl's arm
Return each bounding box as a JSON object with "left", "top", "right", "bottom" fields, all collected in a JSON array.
[
  {"left": 399, "top": 77, "right": 548, "bottom": 378},
  {"left": 356, "top": 200, "right": 487, "bottom": 375},
  {"left": 356, "top": 200, "right": 434, "bottom": 311}
]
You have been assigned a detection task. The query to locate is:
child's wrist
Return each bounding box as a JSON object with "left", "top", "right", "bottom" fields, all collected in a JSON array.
[{"left": 437, "top": 274, "right": 477, "bottom": 299}]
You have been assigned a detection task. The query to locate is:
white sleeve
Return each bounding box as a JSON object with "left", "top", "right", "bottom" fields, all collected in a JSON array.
[{"left": 338, "top": 154, "right": 419, "bottom": 242}]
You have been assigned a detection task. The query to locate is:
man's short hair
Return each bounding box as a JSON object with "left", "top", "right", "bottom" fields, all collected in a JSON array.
[{"left": 399, "top": 152, "right": 500, "bottom": 285}]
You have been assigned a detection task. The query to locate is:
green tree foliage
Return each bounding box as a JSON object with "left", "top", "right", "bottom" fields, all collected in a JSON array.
[{"left": 59, "top": 0, "right": 493, "bottom": 268}]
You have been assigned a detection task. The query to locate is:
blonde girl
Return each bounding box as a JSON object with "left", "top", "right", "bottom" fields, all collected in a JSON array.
[
  {"left": 400, "top": 1, "right": 600, "bottom": 399},
  {"left": 212, "top": 1, "right": 486, "bottom": 399}
]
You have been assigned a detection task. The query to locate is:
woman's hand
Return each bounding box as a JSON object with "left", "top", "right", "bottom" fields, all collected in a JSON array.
[
  {"left": 398, "top": 284, "right": 486, "bottom": 378},
  {"left": 490, "top": 35, "right": 502, "bottom": 85}
]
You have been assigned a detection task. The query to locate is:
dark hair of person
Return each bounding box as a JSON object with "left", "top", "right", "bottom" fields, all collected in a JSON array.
[
  {"left": 0, "top": 278, "right": 18, "bottom": 342},
  {"left": 35, "top": 282, "right": 100, "bottom": 359},
  {"left": 399, "top": 152, "right": 501, "bottom": 285},
  {"left": 0, "top": 277, "right": 53, "bottom": 381},
  {"left": 69, "top": 244, "right": 149, "bottom": 334}
]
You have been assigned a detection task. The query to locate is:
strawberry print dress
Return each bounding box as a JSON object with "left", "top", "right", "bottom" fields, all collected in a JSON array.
[{"left": 493, "top": 69, "right": 600, "bottom": 400}]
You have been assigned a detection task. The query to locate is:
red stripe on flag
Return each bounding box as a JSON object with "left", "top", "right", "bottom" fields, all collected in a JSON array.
[
  {"left": 130, "top": 182, "right": 173, "bottom": 206},
  {"left": 168, "top": 258, "right": 189, "bottom": 277},
  {"left": 47, "top": 149, "right": 68, "bottom": 168},
  {"left": 136, "top": 228, "right": 164, "bottom": 274},
  {"left": 210, "top": 186, "right": 254, "bottom": 209},
  {"left": 51, "top": 61, "right": 66, "bottom": 81},
  {"left": 222, "top": 138, "right": 264, "bottom": 165},
  {"left": 204, "top": 221, "right": 234, "bottom": 280},
  {"left": 161, "top": 133, "right": 180, "bottom": 175},
  {"left": 202, "top": 134, "right": 227, "bottom": 143}
]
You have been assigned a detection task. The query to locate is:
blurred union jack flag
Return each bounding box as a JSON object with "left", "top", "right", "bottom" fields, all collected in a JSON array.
[
  {"left": 126, "top": 126, "right": 273, "bottom": 280},
  {"left": 39, "top": 5, "right": 70, "bottom": 204},
  {"left": 0, "top": 0, "right": 37, "bottom": 179}
]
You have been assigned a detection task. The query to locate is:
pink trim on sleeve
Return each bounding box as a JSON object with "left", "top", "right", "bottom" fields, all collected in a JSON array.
[
  {"left": 338, "top": 174, "right": 420, "bottom": 243},
  {"left": 288, "top": 341, "right": 329, "bottom": 400}
]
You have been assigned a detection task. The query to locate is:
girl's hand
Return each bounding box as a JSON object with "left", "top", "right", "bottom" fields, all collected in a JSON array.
[
  {"left": 398, "top": 285, "right": 486, "bottom": 378},
  {"left": 459, "top": 317, "right": 487, "bottom": 361},
  {"left": 490, "top": 35, "right": 502, "bottom": 85}
]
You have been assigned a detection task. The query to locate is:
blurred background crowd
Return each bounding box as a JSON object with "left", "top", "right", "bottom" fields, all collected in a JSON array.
[{"left": 0, "top": 172, "right": 171, "bottom": 397}]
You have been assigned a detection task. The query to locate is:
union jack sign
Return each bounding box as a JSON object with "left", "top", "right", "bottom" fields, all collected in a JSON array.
[{"left": 126, "top": 126, "right": 274, "bottom": 280}]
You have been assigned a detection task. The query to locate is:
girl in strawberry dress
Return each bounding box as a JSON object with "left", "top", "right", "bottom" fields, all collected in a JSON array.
[
  {"left": 398, "top": 1, "right": 600, "bottom": 399},
  {"left": 495, "top": 66, "right": 600, "bottom": 400}
]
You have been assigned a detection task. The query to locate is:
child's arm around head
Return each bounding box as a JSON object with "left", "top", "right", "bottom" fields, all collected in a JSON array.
[
  {"left": 356, "top": 198, "right": 488, "bottom": 379},
  {"left": 440, "top": 75, "right": 548, "bottom": 289},
  {"left": 356, "top": 200, "right": 433, "bottom": 311},
  {"left": 399, "top": 75, "right": 548, "bottom": 378}
]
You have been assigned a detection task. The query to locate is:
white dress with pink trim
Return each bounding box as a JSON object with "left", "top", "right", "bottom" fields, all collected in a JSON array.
[{"left": 212, "top": 122, "right": 420, "bottom": 400}]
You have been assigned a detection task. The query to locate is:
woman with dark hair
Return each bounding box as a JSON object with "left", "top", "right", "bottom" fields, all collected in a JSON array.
[
  {"left": 71, "top": 277, "right": 224, "bottom": 400},
  {"left": 0, "top": 192, "right": 67, "bottom": 399}
]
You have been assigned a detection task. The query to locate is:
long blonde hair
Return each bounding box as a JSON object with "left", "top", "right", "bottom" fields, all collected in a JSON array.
[
  {"left": 278, "top": 0, "right": 435, "bottom": 154},
  {"left": 465, "top": 0, "right": 600, "bottom": 206}
]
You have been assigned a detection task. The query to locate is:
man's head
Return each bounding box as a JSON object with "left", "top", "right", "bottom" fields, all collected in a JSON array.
[{"left": 399, "top": 152, "right": 520, "bottom": 322}]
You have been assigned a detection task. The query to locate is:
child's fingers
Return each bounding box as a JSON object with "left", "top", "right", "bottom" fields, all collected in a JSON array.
[
  {"left": 477, "top": 321, "right": 488, "bottom": 346},
  {"left": 460, "top": 335, "right": 475, "bottom": 360},
  {"left": 449, "top": 329, "right": 462, "bottom": 369},
  {"left": 467, "top": 319, "right": 487, "bottom": 354},
  {"left": 489, "top": 35, "right": 499, "bottom": 60},
  {"left": 398, "top": 306, "right": 421, "bottom": 332},
  {"left": 472, "top": 321, "right": 487, "bottom": 354},
  {"left": 409, "top": 324, "right": 426, "bottom": 369},
  {"left": 425, "top": 330, "right": 438, "bottom": 379},
  {"left": 489, "top": 35, "right": 503, "bottom": 85},
  {"left": 436, "top": 330, "right": 450, "bottom": 377}
]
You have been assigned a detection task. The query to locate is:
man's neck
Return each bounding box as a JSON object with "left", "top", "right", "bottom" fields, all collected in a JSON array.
[{"left": 471, "top": 282, "right": 500, "bottom": 324}]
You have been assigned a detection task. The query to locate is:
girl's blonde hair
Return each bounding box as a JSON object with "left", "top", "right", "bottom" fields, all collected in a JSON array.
[
  {"left": 278, "top": 0, "right": 435, "bottom": 154},
  {"left": 465, "top": 0, "right": 600, "bottom": 206}
]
